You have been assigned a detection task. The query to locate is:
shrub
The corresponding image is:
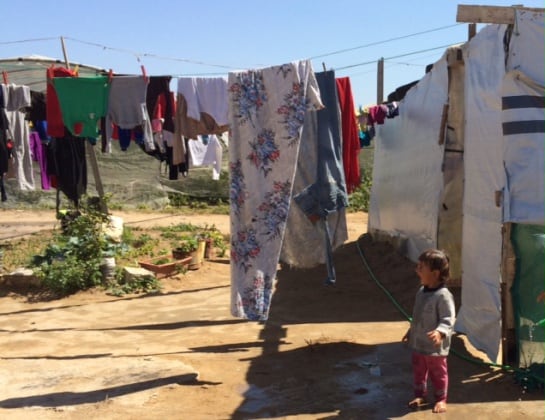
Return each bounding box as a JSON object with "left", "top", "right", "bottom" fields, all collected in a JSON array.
[{"left": 30, "top": 196, "right": 122, "bottom": 296}]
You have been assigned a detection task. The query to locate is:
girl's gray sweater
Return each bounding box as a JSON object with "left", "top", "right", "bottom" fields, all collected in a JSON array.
[{"left": 407, "top": 285, "right": 456, "bottom": 356}]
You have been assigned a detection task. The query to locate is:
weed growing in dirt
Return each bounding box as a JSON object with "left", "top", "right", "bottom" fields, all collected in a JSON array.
[{"left": 107, "top": 269, "right": 162, "bottom": 297}]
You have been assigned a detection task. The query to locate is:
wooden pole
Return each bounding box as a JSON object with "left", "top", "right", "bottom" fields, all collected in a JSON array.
[
  {"left": 468, "top": 23, "right": 477, "bottom": 40},
  {"left": 59, "top": 36, "right": 108, "bottom": 213},
  {"left": 377, "top": 57, "right": 384, "bottom": 104}
]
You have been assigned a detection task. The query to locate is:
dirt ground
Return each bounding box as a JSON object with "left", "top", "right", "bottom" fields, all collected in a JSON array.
[{"left": 0, "top": 209, "right": 543, "bottom": 420}]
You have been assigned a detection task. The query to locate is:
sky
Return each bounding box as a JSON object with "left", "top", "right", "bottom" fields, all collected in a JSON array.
[{"left": 1, "top": 0, "right": 543, "bottom": 108}]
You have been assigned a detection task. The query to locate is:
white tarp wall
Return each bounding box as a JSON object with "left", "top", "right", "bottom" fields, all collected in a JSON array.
[
  {"left": 453, "top": 24, "right": 508, "bottom": 363},
  {"left": 456, "top": 11, "right": 545, "bottom": 363},
  {"left": 502, "top": 9, "right": 545, "bottom": 222},
  {"left": 368, "top": 55, "right": 448, "bottom": 261},
  {"left": 370, "top": 10, "right": 544, "bottom": 363}
]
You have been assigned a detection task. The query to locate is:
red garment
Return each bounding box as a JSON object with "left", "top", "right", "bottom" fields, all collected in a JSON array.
[
  {"left": 152, "top": 91, "right": 176, "bottom": 132},
  {"left": 46, "top": 67, "right": 77, "bottom": 138},
  {"left": 335, "top": 77, "right": 361, "bottom": 194},
  {"left": 368, "top": 104, "right": 388, "bottom": 125},
  {"left": 411, "top": 352, "right": 448, "bottom": 402}
]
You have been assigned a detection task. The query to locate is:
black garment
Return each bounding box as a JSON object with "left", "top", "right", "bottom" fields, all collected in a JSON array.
[
  {"left": 28, "top": 91, "right": 47, "bottom": 122},
  {"left": 387, "top": 80, "right": 418, "bottom": 102},
  {"left": 146, "top": 76, "right": 174, "bottom": 132},
  {"left": 165, "top": 137, "right": 189, "bottom": 180},
  {"left": 47, "top": 134, "right": 87, "bottom": 206}
]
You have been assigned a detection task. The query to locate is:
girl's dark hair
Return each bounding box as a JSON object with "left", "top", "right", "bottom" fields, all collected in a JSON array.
[{"left": 418, "top": 249, "right": 450, "bottom": 283}]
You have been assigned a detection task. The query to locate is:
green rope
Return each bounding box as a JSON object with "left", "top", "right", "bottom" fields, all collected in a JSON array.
[{"left": 355, "top": 234, "right": 544, "bottom": 388}]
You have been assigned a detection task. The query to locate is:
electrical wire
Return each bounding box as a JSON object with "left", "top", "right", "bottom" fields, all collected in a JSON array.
[
  {"left": 63, "top": 36, "right": 239, "bottom": 70},
  {"left": 310, "top": 23, "right": 463, "bottom": 60},
  {"left": 2, "top": 27, "right": 465, "bottom": 76},
  {"left": 334, "top": 43, "right": 463, "bottom": 71},
  {"left": 0, "top": 37, "right": 58, "bottom": 45}
]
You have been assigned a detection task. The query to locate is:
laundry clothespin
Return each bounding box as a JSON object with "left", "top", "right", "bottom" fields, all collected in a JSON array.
[
  {"left": 108, "top": 69, "right": 114, "bottom": 83},
  {"left": 2, "top": 71, "right": 8, "bottom": 84},
  {"left": 47, "top": 64, "right": 54, "bottom": 80},
  {"left": 141, "top": 65, "right": 148, "bottom": 83}
]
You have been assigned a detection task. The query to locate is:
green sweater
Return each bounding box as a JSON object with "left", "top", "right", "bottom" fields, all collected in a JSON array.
[{"left": 53, "top": 76, "right": 110, "bottom": 138}]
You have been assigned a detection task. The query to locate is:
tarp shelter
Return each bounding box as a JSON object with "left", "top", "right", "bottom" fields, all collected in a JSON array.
[
  {"left": 368, "top": 5, "right": 544, "bottom": 368},
  {"left": 0, "top": 55, "right": 108, "bottom": 92}
]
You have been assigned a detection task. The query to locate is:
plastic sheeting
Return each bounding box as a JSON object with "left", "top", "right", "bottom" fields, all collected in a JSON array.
[
  {"left": 368, "top": 54, "right": 447, "bottom": 262},
  {"left": 454, "top": 24, "right": 508, "bottom": 363},
  {"left": 501, "top": 71, "right": 545, "bottom": 223},
  {"left": 506, "top": 9, "right": 545, "bottom": 86},
  {"left": 369, "top": 11, "right": 544, "bottom": 363}
]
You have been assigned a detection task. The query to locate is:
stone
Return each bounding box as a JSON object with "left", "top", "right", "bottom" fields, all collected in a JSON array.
[
  {"left": 0, "top": 268, "right": 41, "bottom": 287},
  {"left": 123, "top": 266, "right": 155, "bottom": 283}
]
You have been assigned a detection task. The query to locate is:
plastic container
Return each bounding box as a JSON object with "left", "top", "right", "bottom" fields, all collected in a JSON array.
[{"left": 100, "top": 257, "right": 116, "bottom": 281}]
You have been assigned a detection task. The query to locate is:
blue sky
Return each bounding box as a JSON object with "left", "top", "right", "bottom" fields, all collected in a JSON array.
[{"left": 1, "top": 0, "right": 543, "bottom": 107}]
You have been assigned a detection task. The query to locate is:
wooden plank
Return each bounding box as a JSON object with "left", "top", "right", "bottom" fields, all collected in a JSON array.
[{"left": 457, "top": 4, "right": 544, "bottom": 24}]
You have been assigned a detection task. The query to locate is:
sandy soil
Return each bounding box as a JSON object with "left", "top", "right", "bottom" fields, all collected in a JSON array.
[{"left": 0, "top": 209, "right": 542, "bottom": 420}]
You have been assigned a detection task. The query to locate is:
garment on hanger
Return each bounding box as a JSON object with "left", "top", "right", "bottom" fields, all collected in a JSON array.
[{"left": 228, "top": 60, "right": 323, "bottom": 321}]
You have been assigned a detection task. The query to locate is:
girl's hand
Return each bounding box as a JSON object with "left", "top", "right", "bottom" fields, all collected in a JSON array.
[{"left": 427, "top": 330, "right": 443, "bottom": 347}]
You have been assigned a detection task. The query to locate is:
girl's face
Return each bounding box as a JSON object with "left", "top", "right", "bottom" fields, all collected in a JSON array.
[{"left": 416, "top": 261, "right": 440, "bottom": 287}]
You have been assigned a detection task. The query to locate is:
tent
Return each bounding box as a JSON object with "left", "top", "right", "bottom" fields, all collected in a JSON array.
[
  {"left": 0, "top": 55, "right": 108, "bottom": 92},
  {"left": 368, "top": 5, "right": 544, "bottom": 367}
]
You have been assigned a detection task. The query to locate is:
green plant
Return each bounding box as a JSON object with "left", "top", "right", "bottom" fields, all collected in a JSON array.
[
  {"left": 174, "top": 235, "right": 200, "bottom": 253},
  {"left": 120, "top": 230, "right": 158, "bottom": 260},
  {"left": 30, "top": 195, "right": 123, "bottom": 296},
  {"left": 196, "top": 225, "right": 228, "bottom": 257},
  {"left": 107, "top": 268, "right": 162, "bottom": 297},
  {"left": 348, "top": 169, "right": 372, "bottom": 213}
]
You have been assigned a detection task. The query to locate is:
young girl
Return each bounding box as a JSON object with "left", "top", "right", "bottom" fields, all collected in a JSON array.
[{"left": 402, "top": 249, "right": 456, "bottom": 414}]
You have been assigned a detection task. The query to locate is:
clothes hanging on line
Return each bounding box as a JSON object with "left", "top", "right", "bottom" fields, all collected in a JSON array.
[
  {"left": 187, "top": 134, "right": 223, "bottom": 180},
  {"left": 228, "top": 59, "right": 323, "bottom": 322},
  {"left": 106, "top": 75, "right": 154, "bottom": 153},
  {"left": 29, "top": 131, "right": 50, "bottom": 190},
  {"left": 47, "top": 134, "right": 88, "bottom": 207},
  {"left": 51, "top": 75, "right": 110, "bottom": 138},
  {"left": 174, "top": 77, "right": 229, "bottom": 160},
  {"left": 1, "top": 83, "right": 35, "bottom": 192},
  {"left": 336, "top": 77, "right": 361, "bottom": 194},
  {"left": 282, "top": 70, "right": 349, "bottom": 277}
]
